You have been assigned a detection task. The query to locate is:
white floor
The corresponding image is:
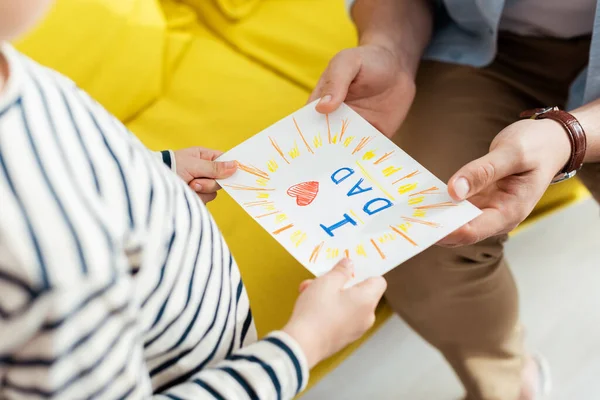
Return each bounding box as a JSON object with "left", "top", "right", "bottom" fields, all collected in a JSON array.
[{"left": 304, "top": 199, "right": 600, "bottom": 400}]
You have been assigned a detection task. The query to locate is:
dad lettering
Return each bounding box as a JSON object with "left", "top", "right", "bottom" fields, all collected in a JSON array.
[{"left": 320, "top": 167, "right": 393, "bottom": 237}]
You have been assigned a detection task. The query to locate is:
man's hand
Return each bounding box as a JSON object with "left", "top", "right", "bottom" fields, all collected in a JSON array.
[
  {"left": 439, "top": 119, "right": 571, "bottom": 246},
  {"left": 308, "top": 44, "right": 415, "bottom": 137},
  {"left": 308, "top": 0, "right": 433, "bottom": 137},
  {"left": 173, "top": 147, "right": 237, "bottom": 204}
]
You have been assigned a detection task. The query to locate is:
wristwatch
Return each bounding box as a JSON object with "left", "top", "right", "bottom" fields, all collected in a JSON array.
[{"left": 520, "top": 106, "right": 587, "bottom": 184}]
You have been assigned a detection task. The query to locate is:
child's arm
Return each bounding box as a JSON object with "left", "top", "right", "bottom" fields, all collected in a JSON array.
[
  {"left": 0, "top": 267, "right": 308, "bottom": 399},
  {"left": 0, "top": 248, "right": 385, "bottom": 400}
]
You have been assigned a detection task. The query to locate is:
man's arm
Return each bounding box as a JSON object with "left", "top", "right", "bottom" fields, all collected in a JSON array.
[
  {"left": 572, "top": 99, "right": 600, "bottom": 162},
  {"left": 351, "top": 0, "right": 434, "bottom": 78}
]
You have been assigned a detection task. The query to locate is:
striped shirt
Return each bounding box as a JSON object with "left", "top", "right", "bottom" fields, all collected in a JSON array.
[{"left": 0, "top": 43, "right": 308, "bottom": 399}]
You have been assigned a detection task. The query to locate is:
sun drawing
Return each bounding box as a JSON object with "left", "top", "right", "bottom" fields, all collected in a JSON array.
[{"left": 221, "top": 107, "right": 466, "bottom": 277}]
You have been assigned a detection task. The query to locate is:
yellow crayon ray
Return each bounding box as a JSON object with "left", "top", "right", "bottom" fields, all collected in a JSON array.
[
  {"left": 275, "top": 213, "right": 288, "bottom": 223},
  {"left": 288, "top": 141, "right": 300, "bottom": 159},
  {"left": 256, "top": 178, "right": 268, "bottom": 187},
  {"left": 356, "top": 244, "right": 367, "bottom": 257},
  {"left": 362, "top": 149, "right": 377, "bottom": 160},
  {"left": 356, "top": 161, "right": 395, "bottom": 201},
  {"left": 408, "top": 196, "right": 424, "bottom": 205},
  {"left": 313, "top": 133, "right": 323, "bottom": 149},
  {"left": 290, "top": 230, "right": 308, "bottom": 247},
  {"left": 397, "top": 182, "right": 418, "bottom": 195},
  {"left": 349, "top": 210, "right": 365, "bottom": 225},
  {"left": 413, "top": 209, "right": 427, "bottom": 218},
  {"left": 382, "top": 165, "right": 402, "bottom": 177},
  {"left": 267, "top": 159, "right": 278, "bottom": 173},
  {"left": 343, "top": 136, "right": 355, "bottom": 147},
  {"left": 326, "top": 248, "right": 340, "bottom": 259}
]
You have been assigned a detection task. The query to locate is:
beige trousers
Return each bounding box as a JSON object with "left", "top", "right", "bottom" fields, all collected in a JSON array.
[{"left": 386, "top": 33, "right": 599, "bottom": 400}]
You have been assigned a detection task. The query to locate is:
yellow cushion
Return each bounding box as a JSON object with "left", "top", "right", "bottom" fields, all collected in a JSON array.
[{"left": 16, "top": 0, "right": 590, "bottom": 393}]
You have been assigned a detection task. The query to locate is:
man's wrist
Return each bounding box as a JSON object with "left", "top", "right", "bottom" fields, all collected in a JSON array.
[
  {"left": 359, "top": 35, "right": 420, "bottom": 80},
  {"left": 352, "top": 0, "right": 433, "bottom": 80},
  {"left": 536, "top": 119, "right": 573, "bottom": 175}
]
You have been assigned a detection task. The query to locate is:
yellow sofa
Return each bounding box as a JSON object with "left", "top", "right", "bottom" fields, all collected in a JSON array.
[{"left": 16, "top": 0, "right": 589, "bottom": 394}]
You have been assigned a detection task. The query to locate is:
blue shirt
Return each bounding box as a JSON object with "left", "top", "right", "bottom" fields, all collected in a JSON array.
[
  {"left": 426, "top": 0, "right": 600, "bottom": 109},
  {"left": 347, "top": 0, "right": 600, "bottom": 109}
]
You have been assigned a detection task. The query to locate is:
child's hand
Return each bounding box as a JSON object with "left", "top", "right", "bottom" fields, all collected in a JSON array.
[
  {"left": 173, "top": 147, "right": 237, "bottom": 203},
  {"left": 283, "top": 259, "right": 386, "bottom": 368}
]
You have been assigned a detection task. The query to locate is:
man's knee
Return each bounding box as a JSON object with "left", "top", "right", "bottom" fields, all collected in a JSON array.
[{"left": 383, "top": 235, "right": 516, "bottom": 344}]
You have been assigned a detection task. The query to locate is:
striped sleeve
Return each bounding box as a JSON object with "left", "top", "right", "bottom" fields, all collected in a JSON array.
[
  {"left": 156, "top": 331, "right": 309, "bottom": 400},
  {"left": 0, "top": 263, "right": 153, "bottom": 398},
  {"left": 0, "top": 265, "right": 308, "bottom": 399},
  {"left": 154, "top": 150, "right": 177, "bottom": 173}
]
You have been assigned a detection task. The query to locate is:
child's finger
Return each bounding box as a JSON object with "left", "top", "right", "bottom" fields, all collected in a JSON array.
[
  {"left": 298, "top": 279, "right": 314, "bottom": 293},
  {"left": 190, "top": 179, "right": 221, "bottom": 194},
  {"left": 187, "top": 159, "right": 237, "bottom": 180},
  {"left": 199, "top": 193, "right": 217, "bottom": 204}
]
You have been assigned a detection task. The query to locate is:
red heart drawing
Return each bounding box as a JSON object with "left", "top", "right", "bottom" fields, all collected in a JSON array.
[{"left": 287, "top": 181, "right": 319, "bottom": 207}]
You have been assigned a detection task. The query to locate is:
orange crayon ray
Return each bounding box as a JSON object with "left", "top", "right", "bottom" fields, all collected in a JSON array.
[
  {"left": 409, "top": 186, "right": 441, "bottom": 197},
  {"left": 352, "top": 136, "right": 374, "bottom": 155},
  {"left": 272, "top": 224, "right": 294, "bottom": 235},
  {"left": 401, "top": 216, "right": 441, "bottom": 228},
  {"left": 373, "top": 151, "right": 395, "bottom": 165},
  {"left": 254, "top": 210, "right": 280, "bottom": 218},
  {"left": 339, "top": 118, "right": 350, "bottom": 141},
  {"left": 309, "top": 241, "right": 325, "bottom": 263},
  {"left": 414, "top": 201, "right": 458, "bottom": 210},
  {"left": 269, "top": 136, "right": 290, "bottom": 164},
  {"left": 370, "top": 238, "right": 386, "bottom": 259},
  {"left": 344, "top": 249, "right": 350, "bottom": 259},
  {"left": 236, "top": 162, "right": 269, "bottom": 180},
  {"left": 392, "top": 170, "right": 420, "bottom": 185},
  {"left": 223, "top": 184, "right": 275, "bottom": 191},
  {"left": 293, "top": 117, "right": 314, "bottom": 154},
  {"left": 244, "top": 200, "right": 274, "bottom": 207},
  {"left": 390, "top": 225, "right": 418, "bottom": 246}
]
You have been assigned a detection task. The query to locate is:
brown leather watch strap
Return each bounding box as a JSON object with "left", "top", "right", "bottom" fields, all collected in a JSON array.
[{"left": 520, "top": 106, "right": 587, "bottom": 182}]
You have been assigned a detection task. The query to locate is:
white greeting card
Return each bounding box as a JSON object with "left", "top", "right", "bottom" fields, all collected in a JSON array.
[{"left": 217, "top": 102, "right": 481, "bottom": 284}]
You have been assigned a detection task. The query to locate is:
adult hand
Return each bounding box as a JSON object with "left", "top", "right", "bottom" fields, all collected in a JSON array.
[
  {"left": 173, "top": 147, "right": 237, "bottom": 204},
  {"left": 283, "top": 259, "right": 386, "bottom": 368},
  {"left": 439, "top": 119, "right": 571, "bottom": 246},
  {"left": 308, "top": 44, "right": 416, "bottom": 137}
]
